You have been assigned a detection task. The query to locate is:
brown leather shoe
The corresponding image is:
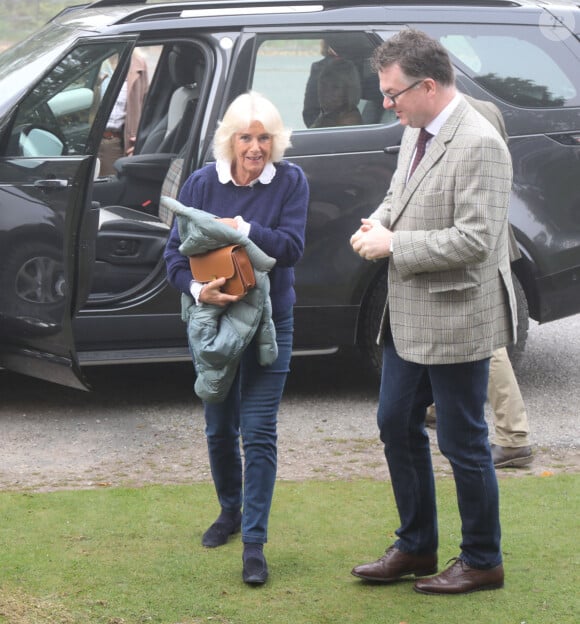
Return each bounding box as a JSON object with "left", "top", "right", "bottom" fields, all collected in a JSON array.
[
  {"left": 351, "top": 545, "right": 437, "bottom": 582},
  {"left": 414, "top": 558, "right": 504, "bottom": 595}
]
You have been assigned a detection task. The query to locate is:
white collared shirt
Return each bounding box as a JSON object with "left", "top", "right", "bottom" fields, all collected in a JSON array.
[
  {"left": 405, "top": 92, "right": 462, "bottom": 182},
  {"left": 107, "top": 82, "right": 127, "bottom": 131},
  {"left": 423, "top": 92, "right": 463, "bottom": 147}
]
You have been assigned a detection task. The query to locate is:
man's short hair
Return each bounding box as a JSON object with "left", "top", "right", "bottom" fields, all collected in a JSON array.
[{"left": 371, "top": 29, "right": 455, "bottom": 86}]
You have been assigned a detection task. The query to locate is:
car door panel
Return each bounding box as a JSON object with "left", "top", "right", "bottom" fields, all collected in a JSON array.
[
  {"left": 0, "top": 39, "right": 138, "bottom": 388},
  {"left": 0, "top": 157, "right": 94, "bottom": 389},
  {"left": 232, "top": 30, "right": 401, "bottom": 350}
]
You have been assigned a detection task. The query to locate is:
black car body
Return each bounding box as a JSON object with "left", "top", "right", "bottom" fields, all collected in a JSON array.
[{"left": 0, "top": 0, "right": 578, "bottom": 388}]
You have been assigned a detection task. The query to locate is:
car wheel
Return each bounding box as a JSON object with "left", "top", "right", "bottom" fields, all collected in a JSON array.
[
  {"left": 507, "top": 272, "right": 529, "bottom": 364},
  {"left": 0, "top": 241, "right": 66, "bottom": 319},
  {"left": 358, "top": 268, "right": 388, "bottom": 381}
]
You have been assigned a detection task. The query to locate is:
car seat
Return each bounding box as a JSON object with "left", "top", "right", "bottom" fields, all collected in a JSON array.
[
  {"left": 158, "top": 155, "right": 185, "bottom": 225},
  {"left": 93, "top": 147, "right": 186, "bottom": 296},
  {"left": 138, "top": 45, "right": 204, "bottom": 155}
]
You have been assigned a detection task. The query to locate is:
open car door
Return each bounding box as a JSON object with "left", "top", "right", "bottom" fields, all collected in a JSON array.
[{"left": 0, "top": 39, "right": 138, "bottom": 389}]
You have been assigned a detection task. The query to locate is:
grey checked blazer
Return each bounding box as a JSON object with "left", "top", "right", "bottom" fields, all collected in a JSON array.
[{"left": 371, "top": 97, "right": 517, "bottom": 364}]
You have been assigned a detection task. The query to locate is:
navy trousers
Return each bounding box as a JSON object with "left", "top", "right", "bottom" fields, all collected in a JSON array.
[{"left": 377, "top": 327, "right": 502, "bottom": 569}]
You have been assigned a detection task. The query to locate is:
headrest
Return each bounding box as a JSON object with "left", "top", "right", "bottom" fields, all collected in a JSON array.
[{"left": 168, "top": 45, "right": 201, "bottom": 86}]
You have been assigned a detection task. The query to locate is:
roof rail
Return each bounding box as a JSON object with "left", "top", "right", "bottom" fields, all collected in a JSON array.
[
  {"left": 89, "top": 0, "right": 146, "bottom": 6},
  {"left": 87, "top": 0, "right": 522, "bottom": 8}
]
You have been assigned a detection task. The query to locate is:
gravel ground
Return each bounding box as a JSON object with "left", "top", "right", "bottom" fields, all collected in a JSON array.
[{"left": 0, "top": 317, "right": 578, "bottom": 492}]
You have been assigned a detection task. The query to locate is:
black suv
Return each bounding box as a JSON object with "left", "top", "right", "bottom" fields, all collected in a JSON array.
[{"left": 0, "top": 0, "right": 578, "bottom": 389}]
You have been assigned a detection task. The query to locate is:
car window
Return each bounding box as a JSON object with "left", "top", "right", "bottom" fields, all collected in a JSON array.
[
  {"left": 251, "top": 33, "right": 396, "bottom": 130},
  {"left": 3, "top": 43, "right": 130, "bottom": 158},
  {"left": 95, "top": 46, "right": 162, "bottom": 177},
  {"left": 87, "top": 41, "right": 206, "bottom": 302},
  {"left": 438, "top": 26, "right": 579, "bottom": 107}
]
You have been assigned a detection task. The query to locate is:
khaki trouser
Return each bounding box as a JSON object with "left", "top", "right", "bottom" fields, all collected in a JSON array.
[
  {"left": 426, "top": 347, "right": 530, "bottom": 448},
  {"left": 488, "top": 346, "right": 530, "bottom": 448},
  {"left": 98, "top": 136, "right": 124, "bottom": 177}
]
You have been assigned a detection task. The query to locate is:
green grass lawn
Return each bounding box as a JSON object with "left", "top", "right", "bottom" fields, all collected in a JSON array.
[{"left": 1, "top": 475, "right": 578, "bottom": 623}]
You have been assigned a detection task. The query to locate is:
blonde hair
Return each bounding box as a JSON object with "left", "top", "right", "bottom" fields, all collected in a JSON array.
[{"left": 213, "top": 91, "right": 292, "bottom": 163}]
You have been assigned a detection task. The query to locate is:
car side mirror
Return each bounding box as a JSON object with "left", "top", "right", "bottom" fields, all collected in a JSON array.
[{"left": 19, "top": 126, "right": 64, "bottom": 157}]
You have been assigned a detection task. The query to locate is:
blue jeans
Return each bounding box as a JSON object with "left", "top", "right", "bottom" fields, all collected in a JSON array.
[
  {"left": 377, "top": 328, "right": 502, "bottom": 569},
  {"left": 203, "top": 310, "right": 293, "bottom": 544}
]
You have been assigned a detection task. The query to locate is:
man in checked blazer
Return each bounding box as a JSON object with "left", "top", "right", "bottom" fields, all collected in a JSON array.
[{"left": 350, "top": 29, "right": 517, "bottom": 595}]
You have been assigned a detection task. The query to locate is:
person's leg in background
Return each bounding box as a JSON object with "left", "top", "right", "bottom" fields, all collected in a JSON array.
[
  {"left": 426, "top": 347, "right": 533, "bottom": 469},
  {"left": 98, "top": 132, "right": 124, "bottom": 176},
  {"left": 488, "top": 347, "right": 533, "bottom": 468}
]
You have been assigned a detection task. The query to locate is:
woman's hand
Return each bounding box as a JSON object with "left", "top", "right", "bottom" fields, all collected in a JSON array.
[
  {"left": 217, "top": 217, "right": 238, "bottom": 229},
  {"left": 198, "top": 278, "right": 242, "bottom": 307}
]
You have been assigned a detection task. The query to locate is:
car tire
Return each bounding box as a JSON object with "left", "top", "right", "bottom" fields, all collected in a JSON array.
[
  {"left": 359, "top": 269, "right": 530, "bottom": 380},
  {"left": 507, "top": 272, "right": 529, "bottom": 365},
  {"left": 358, "top": 268, "right": 388, "bottom": 381},
  {"left": 0, "top": 241, "right": 65, "bottom": 320}
]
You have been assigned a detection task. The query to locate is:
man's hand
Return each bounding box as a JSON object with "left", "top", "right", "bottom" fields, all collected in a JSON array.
[
  {"left": 125, "top": 136, "right": 137, "bottom": 156},
  {"left": 350, "top": 218, "right": 393, "bottom": 260}
]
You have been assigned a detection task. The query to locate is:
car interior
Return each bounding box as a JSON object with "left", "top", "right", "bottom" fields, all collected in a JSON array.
[
  {"left": 2, "top": 32, "right": 396, "bottom": 313},
  {"left": 89, "top": 43, "right": 205, "bottom": 300},
  {"left": 88, "top": 34, "right": 390, "bottom": 302}
]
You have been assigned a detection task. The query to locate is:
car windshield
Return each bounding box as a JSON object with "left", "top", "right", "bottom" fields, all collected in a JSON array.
[
  {"left": 0, "top": 24, "right": 79, "bottom": 113},
  {"left": 0, "top": 5, "right": 132, "bottom": 115}
]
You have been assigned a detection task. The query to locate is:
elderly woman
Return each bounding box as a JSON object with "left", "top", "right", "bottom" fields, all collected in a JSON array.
[{"left": 164, "top": 91, "right": 309, "bottom": 585}]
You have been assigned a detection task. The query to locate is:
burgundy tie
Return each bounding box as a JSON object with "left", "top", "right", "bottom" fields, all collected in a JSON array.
[{"left": 408, "top": 128, "right": 432, "bottom": 179}]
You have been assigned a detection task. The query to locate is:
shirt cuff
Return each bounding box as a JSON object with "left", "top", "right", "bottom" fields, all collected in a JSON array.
[
  {"left": 235, "top": 215, "right": 251, "bottom": 237},
  {"left": 189, "top": 280, "right": 204, "bottom": 305}
]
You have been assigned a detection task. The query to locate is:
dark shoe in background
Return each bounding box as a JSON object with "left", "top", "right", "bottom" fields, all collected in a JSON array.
[
  {"left": 202, "top": 511, "right": 242, "bottom": 548},
  {"left": 491, "top": 444, "right": 533, "bottom": 469},
  {"left": 414, "top": 557, "right": 504, "bottom": 595},
  {"left": 351, "top": 545, "right": 437, "bottom": 582}
]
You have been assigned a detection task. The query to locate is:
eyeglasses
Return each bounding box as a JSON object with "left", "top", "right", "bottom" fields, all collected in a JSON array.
[{"left": 380, "top": 79, "right": 424, "bottom": 106}]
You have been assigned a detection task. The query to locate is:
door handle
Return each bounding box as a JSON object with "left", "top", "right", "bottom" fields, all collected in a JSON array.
[{"left": 34, "top": 179, "right": 69, "bottom": 189}]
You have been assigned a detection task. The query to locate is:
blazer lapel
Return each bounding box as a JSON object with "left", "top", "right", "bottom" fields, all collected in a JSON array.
[
  {"left": 390, "top": 100, "right": 469, "bottom": 229},
  {"left": 389, "top": 127, "right": 417, "bottom": 226}
]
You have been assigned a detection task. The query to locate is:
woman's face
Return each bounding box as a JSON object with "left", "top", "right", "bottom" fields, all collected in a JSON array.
[
  {"left": 231, "top": 120, "right": 273, "bottom": 181},
  {"left": 319, "top": 77, "right": 347, "bottom": 113}
]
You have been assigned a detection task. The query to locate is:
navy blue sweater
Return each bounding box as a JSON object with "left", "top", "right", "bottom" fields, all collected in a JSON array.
[{"left": 164, "top": 160, "right": 309, "bottom": 318}]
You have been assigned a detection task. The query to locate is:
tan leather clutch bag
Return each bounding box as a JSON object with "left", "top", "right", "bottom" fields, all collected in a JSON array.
[{"left": 189, "top": 244, "right": 256, "bottom": 296}]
